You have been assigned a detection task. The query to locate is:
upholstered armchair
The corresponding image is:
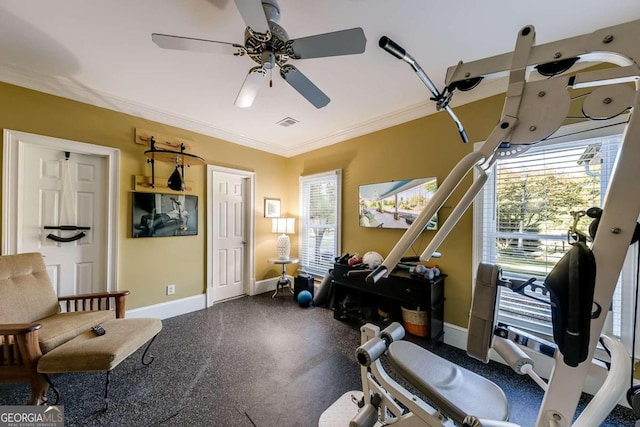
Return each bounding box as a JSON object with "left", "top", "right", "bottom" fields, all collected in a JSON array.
[{"left": 0, "top": 252, "right": 129, "bottom": 404}]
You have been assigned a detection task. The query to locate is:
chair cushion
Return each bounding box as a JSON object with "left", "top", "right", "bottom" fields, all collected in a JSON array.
[
  {"left": 388, "top": 340, "right": 509, "bottom": 424},
  {"left": 38, "top": 318, "right": 162, "bottom": 373},
  {"left": 0, "top": 253, "right": 59, "bottom": 323},
  {"left": 38, "top": 311, "right": 116, "bottom": 354}
]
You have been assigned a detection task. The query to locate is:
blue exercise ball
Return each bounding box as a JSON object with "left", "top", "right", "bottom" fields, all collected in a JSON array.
[{"left": 297, "top": 290, "right": 313, "bottom": 307}]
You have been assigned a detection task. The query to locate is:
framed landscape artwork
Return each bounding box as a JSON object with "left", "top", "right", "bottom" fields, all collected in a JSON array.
[{"left": 359, "top": 177, "right": 438, "bottom": 230}]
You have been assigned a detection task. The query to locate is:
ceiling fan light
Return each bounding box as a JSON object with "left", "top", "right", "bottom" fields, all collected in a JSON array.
[
  {"left": 235, "top": 93, "right": 255, "bottom": 108},
  {"left": 235, "top": 67, "right": 267, "bottom": 108},
  {"left": 261, "top": 51, "right": 276, "bottom": 70}
]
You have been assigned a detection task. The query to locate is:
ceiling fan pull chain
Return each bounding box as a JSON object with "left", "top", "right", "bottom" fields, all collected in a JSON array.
[{"left": 269, "top": 67, "right": 273, "bottom": 88}]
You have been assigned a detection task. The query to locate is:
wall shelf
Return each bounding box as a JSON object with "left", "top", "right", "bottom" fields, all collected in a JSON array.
[
  {"left": 137, "top": 129, "right": 204, "bottom": 191},
  {"left": 144, "top": 148, "right": 204, "bottom": 166},
  {"left": 134, "top": 128, "right": 192, "bottom": 150},
  {"left": 133, "top": 175, "right": 195, "bottom": 193}
]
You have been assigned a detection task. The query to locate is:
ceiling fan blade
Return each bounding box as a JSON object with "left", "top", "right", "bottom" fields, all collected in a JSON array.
[
  {"left": 280, "top": 65, "right": 330, "bottom": 109},
  {"left": 290, "top": 27, "right": 367, "bottom": 59},
  {"left": 235, "top": 66, "right": 267, "bottom": 108},
  {"left": 233, "top": 0, "right": 270, "bottom": 35},
  {"left": 152, "top": 33, "right": 243, "bottom": 55}
]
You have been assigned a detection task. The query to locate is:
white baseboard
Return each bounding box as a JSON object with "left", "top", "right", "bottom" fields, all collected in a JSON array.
[
  {"left": 254, "top": 275, "right": 294, "bottom": 295},
  {"left": 126, "top": 294, "right": 206, "bottom": 320},
  {"left": 126, "top": 277, "right": 293, "bottom": 320},
  {"left": 442, "top": 321, "right": 468, "bottom": 349}
]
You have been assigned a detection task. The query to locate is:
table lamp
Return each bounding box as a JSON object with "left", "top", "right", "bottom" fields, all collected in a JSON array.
[{"left": 272, "top": 217, "right": 295, "bottom": 259}]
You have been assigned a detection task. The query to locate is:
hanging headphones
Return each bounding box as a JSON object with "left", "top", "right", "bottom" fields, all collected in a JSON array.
[{"left": 586, "top": 207, "right": 640, "bottom": 244}]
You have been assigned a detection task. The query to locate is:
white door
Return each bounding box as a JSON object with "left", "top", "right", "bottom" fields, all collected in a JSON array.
[
  {"left": 3, "top": 130, "right": 118, "bottom": 297},
  {"left": 211, "top": 171, "right": 246, "bottom": 302},
  {"left": 207, "top": 166, "right": 255, "bottom": 305}
]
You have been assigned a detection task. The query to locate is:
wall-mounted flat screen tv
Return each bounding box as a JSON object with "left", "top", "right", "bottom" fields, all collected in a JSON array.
[
  {"left": 132, "top": 192, "right": 198, "bottom": 237},
  {"left": 359, "top": 177, "right": 438, "bottom": 230}
]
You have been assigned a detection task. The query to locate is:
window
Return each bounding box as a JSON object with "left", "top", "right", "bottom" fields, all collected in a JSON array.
[
  {"left": 299, "top": 170, "right": 342, "bottom": 277},
  {"left": 474, "top": 120, "right": 636, "bottom": 348}
]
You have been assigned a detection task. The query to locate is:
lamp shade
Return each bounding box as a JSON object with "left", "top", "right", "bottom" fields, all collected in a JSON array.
[
  {"left": 271, "top": 218, "right": 295, "bottom": 234},
  {"left": 272, "top": 218, "right": 295, "bottom": 259}
]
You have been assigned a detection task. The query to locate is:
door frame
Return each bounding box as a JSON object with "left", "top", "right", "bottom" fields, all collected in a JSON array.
[
  {"left": 206, "top": 165, "right": 256, "bottom": 307},
  {"left": 2, "top": 129, "right": 120, "bottom": 291}
]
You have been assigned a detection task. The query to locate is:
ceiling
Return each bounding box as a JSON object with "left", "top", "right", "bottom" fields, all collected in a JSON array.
[{"left": 1, "top": 1, "right": 639, "bottom": 157}]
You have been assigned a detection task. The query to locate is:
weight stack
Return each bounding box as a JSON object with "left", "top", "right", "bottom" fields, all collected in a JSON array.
[{"left": 294, "top": 274, "right": 314, "bottom": 298}]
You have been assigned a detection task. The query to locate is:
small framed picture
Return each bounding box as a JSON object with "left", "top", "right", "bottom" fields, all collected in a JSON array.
[{"left": 264, "top": 198, "right": 281, "bottom": 218}]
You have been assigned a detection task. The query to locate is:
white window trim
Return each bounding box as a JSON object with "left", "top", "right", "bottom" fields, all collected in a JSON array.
[{"left": 298, "top": 169, "right": 342, "bottom": 278}]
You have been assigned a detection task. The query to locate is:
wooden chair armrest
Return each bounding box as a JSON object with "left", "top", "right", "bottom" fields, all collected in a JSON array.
[
  {"left": 57, "top": 290, "right": 130, "bottom": 301},
  {"left": 0, "top": 323, "right": 41, "bottom": 335},
  {"left": 0, "top": 323, "right": 43, "bottom": 369},
  {"left": 58, "top": 290, "right": 130, "bottom": 318}
]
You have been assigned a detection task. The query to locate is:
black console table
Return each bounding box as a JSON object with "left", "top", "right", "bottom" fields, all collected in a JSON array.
[{"left": 330, "top": 263, "right": 445, "bottom": 343}]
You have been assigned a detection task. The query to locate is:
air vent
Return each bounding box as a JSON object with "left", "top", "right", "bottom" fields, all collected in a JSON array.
[{"left": 276, "top": 117, "right": 299, "bottom": 127}]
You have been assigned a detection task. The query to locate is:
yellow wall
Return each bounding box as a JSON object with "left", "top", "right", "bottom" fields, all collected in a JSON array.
[
  {"left": 0, "top": 82, "right": 288, "bottom": 309},
  {"left": 0, "top": 81, "right": 506, "bottom": 327},
  {"left": 287, "top": 94, "right": 505, "bottom": 327}
]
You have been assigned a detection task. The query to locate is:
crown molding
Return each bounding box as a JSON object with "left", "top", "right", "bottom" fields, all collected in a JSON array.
[
  {"left": 0, "top": 63, "right": 280, "bottom": 154},
  {"left": 282, "top": 77, "right": 508, "bottom": 157},
  {"left": 0, "top": 62, "right": 506, "bottom": 158}
]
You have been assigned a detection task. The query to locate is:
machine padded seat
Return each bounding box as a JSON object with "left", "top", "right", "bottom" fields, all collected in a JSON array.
[{"left": 388, "top": 340, "right": 509, "bottom": 424}]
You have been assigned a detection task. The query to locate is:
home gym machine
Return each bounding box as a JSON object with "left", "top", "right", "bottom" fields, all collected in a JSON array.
[{"left": 327, "top": 18, "right": 640, "bottom": 427}]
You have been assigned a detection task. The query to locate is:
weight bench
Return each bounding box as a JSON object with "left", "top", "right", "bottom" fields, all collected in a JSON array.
[
  {"left": 37, "top": 317, "right": 162, "bottom": 409},
  {"left": 349, "top": 320, "right": 512, "bottom": 427}
]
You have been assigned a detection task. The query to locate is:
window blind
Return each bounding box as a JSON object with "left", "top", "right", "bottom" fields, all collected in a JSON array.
[
  {"left": 478, "top": 134, "right": 621, "bottom": 339},
  {"left": 299, "top": 170, "right": 341, "bottom": 277}
]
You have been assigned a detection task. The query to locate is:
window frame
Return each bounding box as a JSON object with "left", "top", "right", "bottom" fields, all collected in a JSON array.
[
  {"left": 472, "top": 117, "right": 637, "bottom": 351},
  {"left": 298, "top": 169, "right": 342, "bottom": 278}
]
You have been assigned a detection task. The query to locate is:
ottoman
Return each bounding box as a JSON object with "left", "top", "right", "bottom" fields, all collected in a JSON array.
[{"left": 38, "top": 318, "right": 162, "bottom": 408}]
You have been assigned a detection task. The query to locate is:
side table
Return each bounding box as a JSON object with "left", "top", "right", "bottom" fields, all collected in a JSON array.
[{"left": 268, "top": 258, "right": 298, "bottom": 298}]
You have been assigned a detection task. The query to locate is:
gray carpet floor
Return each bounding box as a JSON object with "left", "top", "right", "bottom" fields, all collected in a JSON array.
[{"left": 0, "top": 292, "right": 636, "bottom": 426}]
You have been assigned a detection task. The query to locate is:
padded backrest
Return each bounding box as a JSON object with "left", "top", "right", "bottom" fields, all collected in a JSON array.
[
  {"left": 544, "top": 241, "right": 596, "bottom": 367},
  {"left": 467, "top": 263, "right": 500, "bottom": 363},
  {"left": 0, "top": 252, "right": 59, "bottom": 323}
]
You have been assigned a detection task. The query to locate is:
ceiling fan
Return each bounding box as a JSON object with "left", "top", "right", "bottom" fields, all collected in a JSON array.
[{"left": 152, "top": 0, "right": 367, "bottom": 109}]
